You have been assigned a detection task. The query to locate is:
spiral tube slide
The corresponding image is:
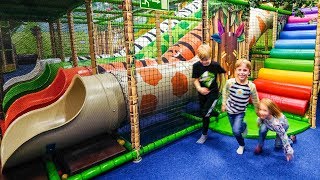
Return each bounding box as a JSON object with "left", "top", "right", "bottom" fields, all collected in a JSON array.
[
  {"left": 1, "top": 74, "right": 126, "bottom": 169},
  {"left": 254, "top": 79, "right": 311, "bottom": 101},
  {"left": 258, "top": 92, "right": 308, "bottom": 116},
  {"left": 258, "top": 68, "right": 313, "bottom": 86},
  {"left": 2, "top": 67, "right": 92, "bottom": 134}
]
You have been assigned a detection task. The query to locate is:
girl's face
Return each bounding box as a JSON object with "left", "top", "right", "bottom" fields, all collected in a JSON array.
[
  {"left": 259, "top": 103, "right": 272, "bottom": 119},
  {"left": 235, "top": 63, "right": 250, "bottom": 82}
]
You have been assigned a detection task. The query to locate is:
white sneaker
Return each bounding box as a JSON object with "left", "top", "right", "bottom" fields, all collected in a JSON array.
[
  {"left": 236, "top": 146, "right": 245, "bottom": 155},
  {"left": 196, "top": 134, "right": 208, "bottom": 144}
]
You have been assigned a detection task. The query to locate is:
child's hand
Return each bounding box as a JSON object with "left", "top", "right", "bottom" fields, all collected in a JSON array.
[
  {"left": 198, "top": 87, "right": 210, "bottom": 95},
  {"left": 286, "top": 154, "right": 293, "bottom": 161},
  {"left": 221, "top": 105, "right": 226, "bottom": 112}
]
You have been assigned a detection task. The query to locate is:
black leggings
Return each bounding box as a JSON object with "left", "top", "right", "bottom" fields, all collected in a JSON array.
[{"left": 198, "top": 91, "right": 219, "bottom": 135}]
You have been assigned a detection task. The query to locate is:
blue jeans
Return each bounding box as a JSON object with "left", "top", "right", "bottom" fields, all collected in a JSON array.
[
  {"left": 228, "top": 113, "right": 246, "bottom": 146},
  {"left": 258, "top": 124, "right": 290, "bottom": 148}
]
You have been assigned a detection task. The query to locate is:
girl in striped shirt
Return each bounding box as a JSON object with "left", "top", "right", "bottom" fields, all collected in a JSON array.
[{"left": 222, "top": 59, "right": 259, "bottom": 155}]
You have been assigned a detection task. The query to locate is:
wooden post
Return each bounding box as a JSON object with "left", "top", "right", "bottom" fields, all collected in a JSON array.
[
  {"left": 168, "top": 19, "right": 173, "bottom": 47},
  {"left": 213, "top": 13, "right": 219, "bottom": 61},
  {"left": 67, "top": 10, "right": 78, "bottom": 67},
  {"left": 0, "top": 27, "right": 4, "bottom": 120},
  {"left": 272, "top": 12, "right": 278, "bottom": 48},
  {"left": 49, "top": 22, "right": 57, "bottom": 58},
  {"left": 123, "top": 0, "right": 141, "bottom": 162},
  {"left": 156, "top": 11, "right": 162, "bottom": 64},
  {"left": 265, "top": 29, "right": 269, "bottom": 51},
  {"left": 237, "top": 11, "right": 243, "bottom": 59},
  {"left": 56, "top": 19, "right": 65, "bottom": 62},
  {"left": 33, "top": 26, "right": 43, "bottom": 60},
  {"left": 107, "top": 22, "right": 114, "bottom": 56},
  {"left": 202, "top": 0, "right": 209, "bottom": 43},
  {"left": 85, "top": 0, "right": 97, "bottom": 74},
  {"left": 241, "top": 14, "right": 250, "bottom": 60},
  {"left": 99, "top": 32, "right": 103, "bottom": 55},
  {"left": 94, "top": 25, "right": 99, "bottom": 55},
  {"left": 310, "top": 2, "right": 320, "bottom": 128},
  {"left": 101, "top": 31, "right": 106, "bottom": 55},
  {"left": 104, "top": 31, "right": 108, "bottom": 54}
]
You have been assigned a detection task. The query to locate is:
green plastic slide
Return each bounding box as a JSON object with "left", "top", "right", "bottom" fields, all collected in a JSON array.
[{"left": 2, "top": 63, "right": 62, "bottom": 112}]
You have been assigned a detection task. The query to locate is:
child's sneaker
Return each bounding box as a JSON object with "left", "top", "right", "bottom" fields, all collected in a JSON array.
[
  {"left": 236, "top": 146, "right": 245, "bottom": 155},
  {"left": 254, "top": 145, "right": 263, "bottom": 155},
  {"left": 290, "top": 135, "right": 296, "bottom": 143},
  {"left": 196, "top": 134, "right": 208, "bottom": 144}
]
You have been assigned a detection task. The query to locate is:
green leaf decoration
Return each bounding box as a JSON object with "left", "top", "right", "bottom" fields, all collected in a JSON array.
[
  {"left": 237, "top": 34, "right": 244, "bottom": 42},
  {"left": 223, "top": 14, "right": 228, "bottom": 27},
  {"left": 222, "top": 7, "right": 229, "bottom": 19}
]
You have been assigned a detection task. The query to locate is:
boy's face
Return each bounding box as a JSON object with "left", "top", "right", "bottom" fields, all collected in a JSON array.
[
  {"left": 199, "top": 57, "right": 211, "bottom": 66},
  {"left": 235, "top": 63, "right": 250, "bottom": 81}
]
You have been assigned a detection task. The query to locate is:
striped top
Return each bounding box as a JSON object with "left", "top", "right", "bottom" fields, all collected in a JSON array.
[{"left": 222, "top": 78, "right": 259, "bottom": 114}]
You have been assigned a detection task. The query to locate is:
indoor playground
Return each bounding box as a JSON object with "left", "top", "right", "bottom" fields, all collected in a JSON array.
[{"left": 0, "top": 0, "right": 319, "bottom": 179}]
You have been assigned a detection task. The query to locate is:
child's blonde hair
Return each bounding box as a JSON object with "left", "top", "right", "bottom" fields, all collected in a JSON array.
[
  {"left": 259, "top": 98, "right": 282, "bottom": 118},
  {"left": 235, "top": 58, "right": 251, "bottom": 70},
  {"left": 197, "top": 44, "right": 212, "bottom": 60}
]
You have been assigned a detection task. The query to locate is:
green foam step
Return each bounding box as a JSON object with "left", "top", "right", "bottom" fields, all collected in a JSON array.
[
  {"left": 270, "top": 49, "right": 314, "bottom": 60},
  {"left": 265, "top": 58, "right": 314, "bottom": 72}
]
